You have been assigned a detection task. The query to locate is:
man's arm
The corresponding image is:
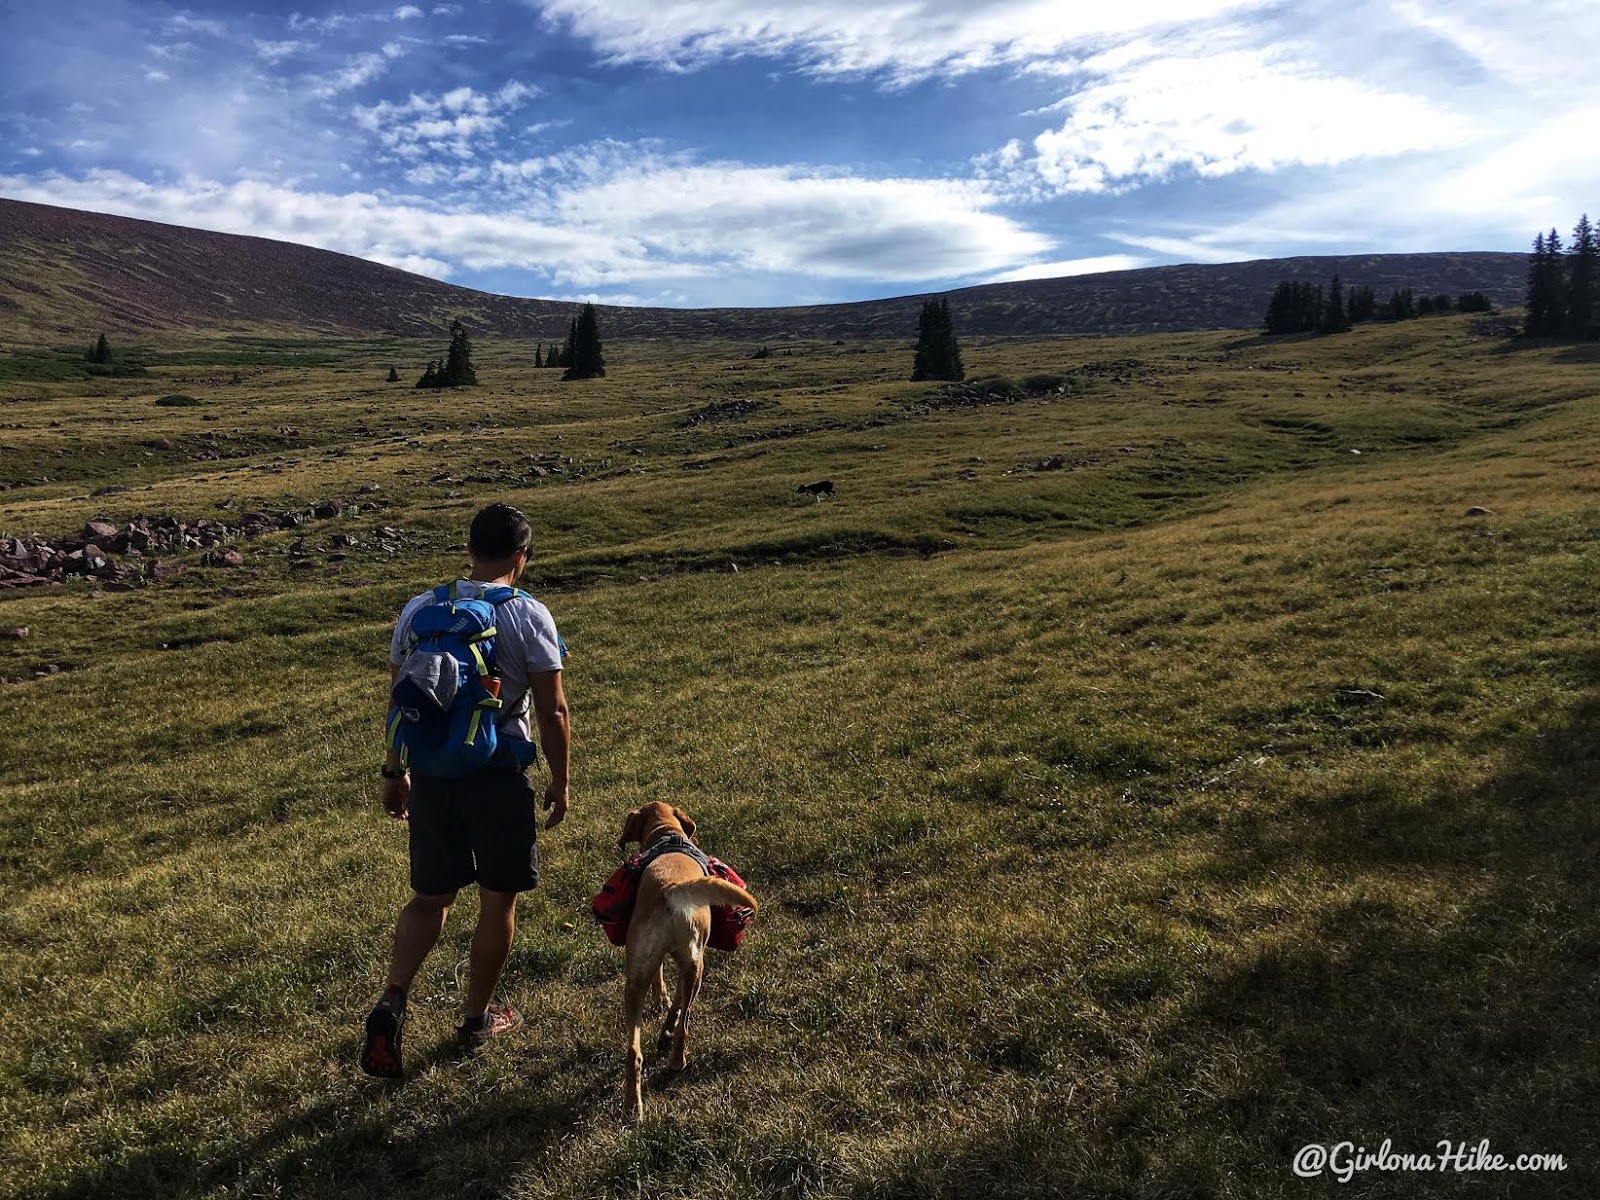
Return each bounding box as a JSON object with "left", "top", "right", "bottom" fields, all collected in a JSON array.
[
  {"left": 528, "top": 669, "right": 570, "bottom": 829},
  {"left": 381, "top": 663, "right": 409, "bottom": 820}
]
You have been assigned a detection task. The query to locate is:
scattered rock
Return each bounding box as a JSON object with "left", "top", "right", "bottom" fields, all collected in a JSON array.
[
  {"left": 0, "top": 492, "right": 380, "bottom": 590},
  {"left": 1, "top": 627, "right": 26, "bottom": 640},
  {"left": 1464, "top": 506, "right": 1494, "bottom": 517}
]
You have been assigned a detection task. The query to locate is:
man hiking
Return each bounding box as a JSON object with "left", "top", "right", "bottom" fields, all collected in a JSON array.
[{"left": 361, "top": 502, "right": 570, "bottom": 1077}]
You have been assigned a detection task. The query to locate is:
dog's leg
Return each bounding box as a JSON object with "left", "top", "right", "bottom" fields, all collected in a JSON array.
[
  {"left": 654, "top": 964, "right": 676, "bottom": 1055},
  {"left": 667, "top": 946, "right": 703, "bottom": 1071},
  {"left": 623, "top": 970, "right": 648, "bottom": 1121},
  {"left": 654, "top": 964, "right": 669, "bottom": 1017}
]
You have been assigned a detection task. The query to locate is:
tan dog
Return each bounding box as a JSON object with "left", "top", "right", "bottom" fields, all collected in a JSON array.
[{"left": 616, "top": 801, "right": 757, "bottom": 1121}]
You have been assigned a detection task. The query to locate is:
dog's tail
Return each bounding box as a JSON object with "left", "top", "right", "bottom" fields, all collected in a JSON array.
[{"left": 664, "top": 877, "right": 758, "bottom": 913}]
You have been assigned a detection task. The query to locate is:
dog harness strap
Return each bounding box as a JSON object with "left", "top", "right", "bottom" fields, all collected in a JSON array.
[{"left": 626, "top": 834, "right": 711, "bottom": 879}]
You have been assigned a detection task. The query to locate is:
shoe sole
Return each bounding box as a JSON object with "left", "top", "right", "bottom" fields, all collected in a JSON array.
[
  {"left": 455, "top": 1010, "right": 523, "bottom": 1055},
  {"left": 361, "top": 1008, "right": 404, "bottom": 1078}
]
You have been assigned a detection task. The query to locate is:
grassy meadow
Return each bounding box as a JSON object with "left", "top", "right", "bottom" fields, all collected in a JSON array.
[{"left": 0, "top": 316, "right": 1597, "bottom": 1198}]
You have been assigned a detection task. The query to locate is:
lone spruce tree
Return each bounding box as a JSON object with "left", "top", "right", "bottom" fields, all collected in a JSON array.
[
  {"left": 562, "top": 303, "right": 606, "bottom": 380},
  {"left": 441, "top": 319, "right": 478, "bottom": 386},
  {"left": 911, "top": 297, "right": 964, "bottom": 381},
  {"left": 85, "top": 333, "right": 112, "bottom": 364}
]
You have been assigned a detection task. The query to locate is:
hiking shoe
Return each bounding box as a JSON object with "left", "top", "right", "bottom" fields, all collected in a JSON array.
[
  {"left": 455, "top": 1005, "right": 523, "bottom": 1054},
  {"left": 360, "top": 991, "right": 407, "bottom": 1078}
]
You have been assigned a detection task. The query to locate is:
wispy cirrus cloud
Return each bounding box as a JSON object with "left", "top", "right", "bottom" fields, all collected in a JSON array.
[
  {"left": 313, "top": 40, "right": 408, "bottom": 97},
  {"left": 255, "top": 39, "right": 313, "bottom": 65},
  {"left": 531, "top": 0, "right": 1267, "bottom": 84}
]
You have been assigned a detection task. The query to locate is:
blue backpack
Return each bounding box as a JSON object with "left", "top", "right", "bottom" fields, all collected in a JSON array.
[{"left": 386, "top": 583, "right": 539, "bottom": 778}]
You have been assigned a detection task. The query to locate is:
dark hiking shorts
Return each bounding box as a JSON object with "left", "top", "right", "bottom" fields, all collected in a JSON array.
[{"left": 408, "top": 765, "right": 539, "bottom": 895}]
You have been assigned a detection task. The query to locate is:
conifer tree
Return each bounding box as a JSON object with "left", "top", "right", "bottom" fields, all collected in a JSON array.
[
  {"left": 1347, "top": 285, "right": 1377, "bottom": 324},
  {"left": 441, "top": 319, "right": 478, "bottom": 386},
  {"left": 1566, "top": 213, "right": 1598, "bottom": 339},
  {"left": 1541, "top": 229, "right": 1567, "bottom": 335},
  {"left": 416, "top": 360, "right": 440, "bottom": 389},
  {"left": 911, "top": 297, "right": 964, "bottom": 380},
  {"left": 386, "top": 365, "right": 400, "bottom": 382},
  {"left": 562, "top": 303, "right": 606, "bottom": 381},
  {"left": 535, "top": 343, "right": 544, "bottom": 369},
  {"left": 85, "top": 333, "right": 111, "bottom": 364},
  {"left": 1321, "top": 274, "right": 1349, "bottom": 333}
]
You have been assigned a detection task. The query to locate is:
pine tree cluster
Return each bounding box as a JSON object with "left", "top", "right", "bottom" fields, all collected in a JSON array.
[
  {"left": 911, "top": 297, "right": 964, "bottom": 381},
  {"left": 1525, "top": 214, "right": 1600, "bottom": 339},
  {"left": 535, "top": 306, "right": 606, "bottom": 375},
  {"left": 84, "top": 334, "right": 112, "bottom": 364},
  {"left": 416, "top": 319, "right": 478, "bottom": 389},
  {"left": 1264, "top": 275, "right": 1483, "bottom": 335}
]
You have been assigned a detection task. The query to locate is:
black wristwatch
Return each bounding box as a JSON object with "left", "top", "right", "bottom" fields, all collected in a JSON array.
[{"left": 381, "top": 765, "right": 407, "bottom": 780}]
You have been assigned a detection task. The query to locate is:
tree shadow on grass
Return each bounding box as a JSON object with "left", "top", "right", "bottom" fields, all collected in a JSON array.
[{"left": 864, "top": 653, "right": 1600, "bottom": 1198}]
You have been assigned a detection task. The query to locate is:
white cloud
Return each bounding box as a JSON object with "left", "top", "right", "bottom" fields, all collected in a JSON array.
[
  {"left": 978, "top": 254, "right": 1148, "bottom": 284},
  {"left": 288, "top": 12, "right": 359, "bottom": 34},
  {"left": 145, "top": 69, "right": 171, "bottom": 83},
  {"left": 546, "top": 163, "right": 1053, "bottom": 282},
  {"left": 353, "top": 82, "right": 540, "bottom": 160},
  {"left": 255, "top": 39, "right": 313, "bottom": 64},
  {"left": 0, "top": 162, "right": 1053, "bottom": 292},
  {"left": 147, "top": 41, "right": 196, "bottom": 61},
  {"left": 1105, "top": 233, "right": 1252, "bottom": 264},
  {"left": 1392, "top": 0, "right": 1600, "bottom": 94},
  {"left": 533, "top": 0, "right": 1268, "bottom": 84},
  {"left": 313, "top": 41, "right": 408, "bottom": 97},
  {"left": 394, "top": 5, "right": 424, "bottom": 19},
  {"left": 163, "top": 14, "right": 227, "bottom": 38},
  {"left": 984, "top": 46, "right": 1463, "bottom": 197}
]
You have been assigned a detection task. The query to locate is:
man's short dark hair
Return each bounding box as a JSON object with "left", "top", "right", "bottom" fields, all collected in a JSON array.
[{"left": 468, "top": 503, "right": 532, "bottom": 561}]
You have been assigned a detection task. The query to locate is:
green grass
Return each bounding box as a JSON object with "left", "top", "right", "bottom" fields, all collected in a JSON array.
[{"left": 1, "top": 316, "right": 1597, "bottom": 1197}]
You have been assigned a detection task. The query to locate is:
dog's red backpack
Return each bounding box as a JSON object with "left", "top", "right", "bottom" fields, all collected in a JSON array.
[
  {"left": 592, "top": 860, "right": 638, "bottom": 947},
  {"left": 706, "top": 857, "right": 755, "bottom": 952}
]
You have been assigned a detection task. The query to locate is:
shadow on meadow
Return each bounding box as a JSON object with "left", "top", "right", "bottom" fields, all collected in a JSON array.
[
  {"left": 51, "top": 1055, "right": 616, "bottom": 1200},
  {"left": 858, "top": 655, "right": 1600, "bottom": 1199}
]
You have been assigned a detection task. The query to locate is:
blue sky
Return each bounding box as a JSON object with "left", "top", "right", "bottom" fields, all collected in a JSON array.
[{"left": 3, "top": 0, "right": 1598, "bottom": 307}]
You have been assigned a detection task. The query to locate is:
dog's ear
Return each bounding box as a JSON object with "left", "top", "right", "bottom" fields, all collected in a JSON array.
[
  {"left": 672, "top": 807, "right": 697, "bottom": 839},
  {"left": 617, "top": 808, "right": 645, "bottom": 850}
]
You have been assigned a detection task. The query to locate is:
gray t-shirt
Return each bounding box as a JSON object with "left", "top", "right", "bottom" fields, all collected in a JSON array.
[{"left": 390, "top": 580, "right": 565, "bottom": 740}]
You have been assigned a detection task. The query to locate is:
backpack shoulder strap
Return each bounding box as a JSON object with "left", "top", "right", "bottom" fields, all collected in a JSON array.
[
  {"left": 482, "top": 585, "right": 528, "bottom": 606},
  {"left": 432, "top": 583, "right": 452, "bottom": 602}
]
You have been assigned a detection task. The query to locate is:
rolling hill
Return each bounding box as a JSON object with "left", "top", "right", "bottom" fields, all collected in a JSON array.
[{"left": 0, "top": 196, "right": 1527, "bottom": 341}]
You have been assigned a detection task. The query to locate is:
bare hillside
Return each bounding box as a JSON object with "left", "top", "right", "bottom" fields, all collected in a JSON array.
[{"left": 0, "top": 197, "right": 1526, "bottom": 341}]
